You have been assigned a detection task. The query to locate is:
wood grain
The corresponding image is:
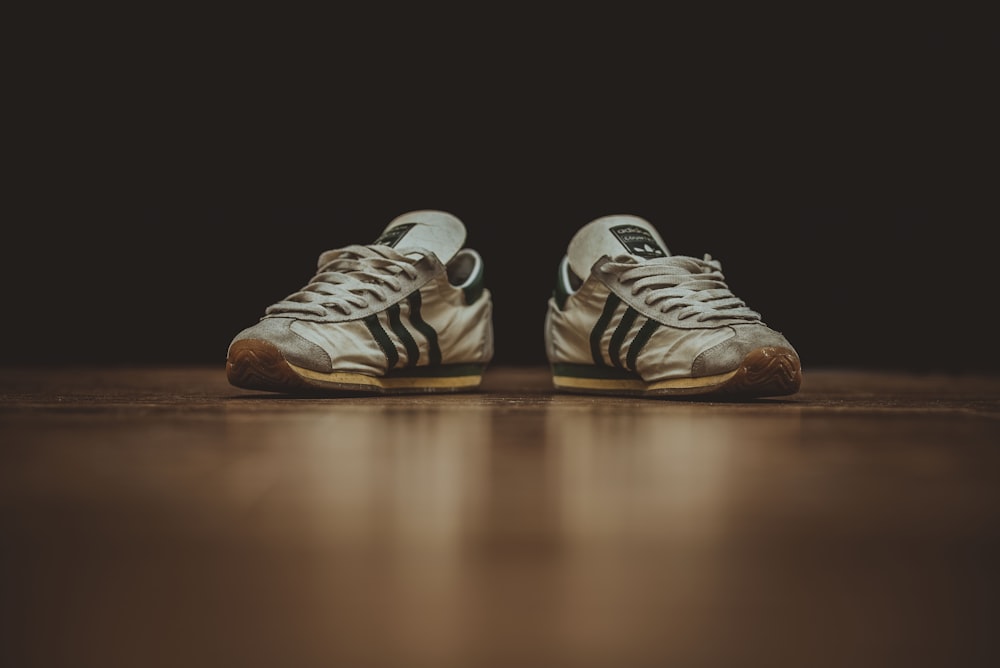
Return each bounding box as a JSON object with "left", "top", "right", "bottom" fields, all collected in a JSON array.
[{"left": 2, "top": 366, "right": 999, "bottom": 667}]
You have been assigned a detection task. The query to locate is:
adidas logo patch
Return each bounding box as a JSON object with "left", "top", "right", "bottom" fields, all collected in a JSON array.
[{"left": 610, "top": 225, "right": 665, "bottom": 259}]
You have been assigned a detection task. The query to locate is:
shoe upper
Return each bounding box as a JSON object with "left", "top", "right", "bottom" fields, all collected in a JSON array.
[
  {"left": 545, "top": 214, "right": 798, "bottom": 381},
  {"left": 229, "top": 210, "right": 494, "bottom": 376}
]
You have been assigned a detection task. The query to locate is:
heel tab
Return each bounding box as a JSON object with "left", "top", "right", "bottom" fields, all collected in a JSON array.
[
  {"left": 448, "top": 248, "right": 486, "bottom": 304},
  {"left": 553, "top": 255, "right": 580, "bottom": 310}
]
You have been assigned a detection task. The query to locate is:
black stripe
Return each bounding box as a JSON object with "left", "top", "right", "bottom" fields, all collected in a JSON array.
[
  {"left": 388, "top": 303, "right": 420, "bottom": 368},
  {"left": 626, "top": 318, "right": 661, "bottom": 370},
  {"left": 407, "top": 291, "right": 442, "bottom": 366},
  {"left": 608, "top": 306, "right": 639, "bottom": 368},
  {"left": 363, "top": 314, "right": 399, "bottom": 370},
  {"left": 590, "top": 293, "right": 622, "bottom": 367}
]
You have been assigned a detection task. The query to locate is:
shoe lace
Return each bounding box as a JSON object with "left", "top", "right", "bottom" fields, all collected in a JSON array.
[
  {"left": 605, "top": 254, "right": 762, "bottom": 322},
  {"left": 266, "top": 245, "right": 421, "bottom": 317}
]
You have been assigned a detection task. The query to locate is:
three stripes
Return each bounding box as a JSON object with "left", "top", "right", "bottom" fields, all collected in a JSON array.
[
  {"left": 363, "top": 291, "right": 442, "bottom": 370},
  {"left": 365, "top": 289, "right": 653, "bottom": 372},
  {"left": 590, "top": 294, "right": 661, "bottom": 370}
]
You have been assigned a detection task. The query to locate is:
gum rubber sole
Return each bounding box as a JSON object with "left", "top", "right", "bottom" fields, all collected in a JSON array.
[
  {"left": 226, "top": 339, "right": 485, "bottom": 395},
  {"left": 552, "top": 346, "right": 802, "bottom": 398}
]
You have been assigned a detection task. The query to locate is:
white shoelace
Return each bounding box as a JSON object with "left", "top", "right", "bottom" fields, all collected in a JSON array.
[
  {"left": 605, "top": 254, "right": 762, "bottom": 322},
  {"left": 266, "top": 245, "right": 421, "bottom": 317}
]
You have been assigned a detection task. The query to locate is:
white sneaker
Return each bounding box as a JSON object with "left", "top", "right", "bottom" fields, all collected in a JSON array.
[
  {"left": 545, "top": 214, "right": 802, "bottom": 398},
  {"left": 227, "top": 210, "right": 494, "bottom": 394}
]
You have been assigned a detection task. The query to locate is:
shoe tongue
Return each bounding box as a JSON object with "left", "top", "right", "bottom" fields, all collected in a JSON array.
[
  {"left": 372, "top": 210, "right": 466, "bottom": 263},
  {"left": 567, "top": 214, "right": 671, "bottom": 277}
]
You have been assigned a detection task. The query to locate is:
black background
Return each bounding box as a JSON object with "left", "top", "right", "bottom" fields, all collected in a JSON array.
[{"left": 5, "top": 13, "right": 996, "bottom": 373}]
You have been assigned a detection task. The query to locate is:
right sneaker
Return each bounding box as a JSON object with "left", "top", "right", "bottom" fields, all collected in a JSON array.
[
  {"left": 544, "top": 214, "right": 802, "bottom": 398},
  {"left": 226, "top": 210, "right": 494, "bottom": 394}
]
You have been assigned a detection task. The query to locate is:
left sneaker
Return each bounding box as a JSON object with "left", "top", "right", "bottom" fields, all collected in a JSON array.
[{"left": 226, "top": 210, "right": 494, "bottom": 394}]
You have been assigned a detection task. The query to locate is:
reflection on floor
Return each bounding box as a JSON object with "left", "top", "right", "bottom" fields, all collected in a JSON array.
[{"left": 2, "top": 366, "right": 999, "bottom": 667}]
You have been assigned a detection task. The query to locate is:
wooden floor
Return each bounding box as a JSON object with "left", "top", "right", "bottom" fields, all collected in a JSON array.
[{"left": 2, "top": 366, "right": 1000, "bottom": 668}]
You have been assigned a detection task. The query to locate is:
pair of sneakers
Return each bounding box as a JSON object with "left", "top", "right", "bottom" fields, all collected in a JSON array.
[{"left": 226, "top": 210, "right": 802, "bottom": 398}]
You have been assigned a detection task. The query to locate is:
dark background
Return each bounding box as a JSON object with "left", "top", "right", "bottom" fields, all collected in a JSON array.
[{"left": 5, "top": 14, "right": 995, "bottom": 373}]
